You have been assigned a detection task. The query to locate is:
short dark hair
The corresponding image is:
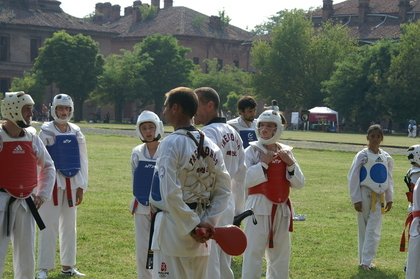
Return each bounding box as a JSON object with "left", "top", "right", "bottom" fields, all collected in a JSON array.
[
  {"left": 367, "top": 124, "right": 383, "bottom": 137},
  {"left": 194, "top": 87, "right": 220, "bottom": 110},
  {"left": 165, "top": 87, "right": 198, "bottom": 118},
  {"left": 237, "top": 96, "right": 256, "bottom": 112}
]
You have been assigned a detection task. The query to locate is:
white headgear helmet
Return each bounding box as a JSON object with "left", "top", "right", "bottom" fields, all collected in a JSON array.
[
  {"left": 51, "top": 94, "right": 74, "bottom": 124},
  {"left": 136, "top": 110, "right": 164, "bottom": 142},
  {"left": 256, "top": 109, "right": 284, "bottom": 145},
  {"left": 407, "top": 144, "right": 420, "bottom": 166},
  {"left": 1, "top": 91, "right": 35, "bottom": 128}
]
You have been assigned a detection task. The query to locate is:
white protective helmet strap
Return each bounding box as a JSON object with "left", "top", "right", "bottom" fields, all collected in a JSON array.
[
  {"left": 136, "top": 110, "right": 164, "bottom": 142},
  {"left": 1, "top": 91, "right": 34, "bottom": 128},
  {"left": 51, "top": 94, "right": 74, "bottom": 124},
  {"left": 256, "top": 110, "right": 284, "bottom": 145}
]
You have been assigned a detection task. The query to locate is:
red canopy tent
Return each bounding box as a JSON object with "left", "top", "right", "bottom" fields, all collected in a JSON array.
[{"left": 308, "top": 106, "right": 339, "bottom": 132}]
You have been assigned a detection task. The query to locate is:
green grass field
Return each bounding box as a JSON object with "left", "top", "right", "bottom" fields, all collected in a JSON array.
[{"left": 2, "top": 129, "right": 417, "bottom": 278}]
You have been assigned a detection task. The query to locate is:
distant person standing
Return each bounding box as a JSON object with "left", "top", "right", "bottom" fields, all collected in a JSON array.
[
  {"left": 408, "top": 120, "right": 417, "bottom": 138},
  {"left": 0, "top": 91, "right": 55, "bottom": 279},
  {"left": 227, "top": 96, "right": 257, "bottom": 149},
  {"left": 264, "top": 99, "right": 279, "bottom": 112},
  {"left": 36, "top": 94, "right": 88, "bottom": 278},
  {"left": 130, "top": 110, "right": 163, "bottom": 279},
  {"left": 348, "top": 124, "right": 394, "bottom": 270}
]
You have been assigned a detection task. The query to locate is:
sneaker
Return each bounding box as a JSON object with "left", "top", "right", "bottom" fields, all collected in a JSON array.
[
  {"left": 61, "top": 267, "right": 86, "bottom": 277},
  {"left": 36, "top": 269, "right": 48, "bottom": 279}
]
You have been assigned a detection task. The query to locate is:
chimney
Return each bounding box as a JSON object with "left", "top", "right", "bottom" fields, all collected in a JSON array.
[
  {"left": 124, "top": 6, "right": 133, "bottom": 16},
  {"left": 151, "top": 0, "right": 160, "bottom": 9},
  {"left": 358, "top": 0, "right": 369, "bottom": 24},
  {"left": 132, "top": 1, "right": 142, "bottom": 23},
  {"left": 322, "top": 0, "right": 334, "bottom": 21},
  {"left": 110, "top": 5, "right": 121, "bottom": 21},
  {"left": 164, "top": 0, "right": 173, "bottom": 9},
  {"left": 399, "top": 0, "right": 410, "bottom": 22},
  {"left": 209, "top": 16, "right": 222, "bottom": 30}
]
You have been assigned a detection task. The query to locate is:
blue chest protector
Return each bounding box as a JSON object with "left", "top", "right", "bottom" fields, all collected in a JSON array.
[
  {"left": 133, "top": 160, "right": 156, "bottom": 206},
  {"left": 47, "top": 134, "right": 81, "bottom": 177},
  {"left": 239, "top": 130, "right": 257, "bottom": 148}
]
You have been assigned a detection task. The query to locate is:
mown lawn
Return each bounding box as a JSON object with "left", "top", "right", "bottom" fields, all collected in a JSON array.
[{"left": 2, "top": 130, "right": 414, "bottom": 278}]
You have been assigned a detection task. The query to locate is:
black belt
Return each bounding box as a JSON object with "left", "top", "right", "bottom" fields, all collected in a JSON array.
[{"left": 1, "top": 189, "right": 46, "bottom": 236}]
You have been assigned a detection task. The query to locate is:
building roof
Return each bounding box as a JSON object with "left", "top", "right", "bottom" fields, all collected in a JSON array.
[
  {"left": 311, "top": 0, "right": 420, "bottom": 42},
  {"left": 106, "top": 6, "right": 253, "bottom": 41}
]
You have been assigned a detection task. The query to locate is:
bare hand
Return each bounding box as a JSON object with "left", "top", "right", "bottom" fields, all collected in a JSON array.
[
  {"left": 354, "top": 202, "right": 362, "bottom": 212},
  {"left": 33, "top": 195, "right": 44, "bottom": 209},
  {"left": 384, "top": 201, "right": 393, "bottom": 212},
  {"left": 75, "top": 188, "right": 84, "bottom": 206},
  {"left": 276, "top": 149, "right": 295, "bottom": 166},
  {"left": 190, "top": 222, "right": 214, "bottom": 243},
  {"left": 261, "top": 150, "right": 275, "bottom": 165}
]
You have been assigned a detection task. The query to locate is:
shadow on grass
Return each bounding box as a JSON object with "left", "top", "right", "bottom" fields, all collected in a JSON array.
[{"left": 350, "top": 267, "right": 401, "bottom": 279}]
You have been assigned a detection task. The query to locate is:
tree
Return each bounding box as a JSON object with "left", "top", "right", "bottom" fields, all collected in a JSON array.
[
  {"left": 34, "top": 31, "right": 103, "bottom": 121},
  {"left": 388, "top": 22, "right": 420, "bottom": 126},
  {"left": 132, "top": 34, "right": 193, "bottom": 114},
  {"left": 10, "top": 71, "right": 46, "bottom": 107},
  {"left": 94, "top": 51, "right": 151, "bottom": 122},
  {"left": 251, "top": 10, "right": 356, "bottom": 112},
  {"left": 323, "top": 40, "right": 397, "bottom": 130},
  {"left": 190, "top": 58, "right": 253, "bottom": 112}
]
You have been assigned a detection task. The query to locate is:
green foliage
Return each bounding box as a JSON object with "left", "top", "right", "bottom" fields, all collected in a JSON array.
[
  {"left": 190, "top": 58, "right": 253, "bottom": 110},
  {"left": 132, "top": 34, "right": 194, "bottom": 113},
  {"left": 324, "top": 40, "right": 398, "bottom": 130},
  {"left": 223, "top": 91, "right": 241, "bottom": 116},
  {"left": 251, "top": 10, "right": 356, "bottom": 112},
  {"left": 388, "top": 21, "right": 420, "bottom": 125},
  {"left": 192, "top": 15, "right": 206, "bottom": 29},
  {"left": 10, "top": 71, "right": 46, "bottom": 106},
  {"left": 218, "top": 9, "right": 231, "bottom": 28},
  {"left": 33, "top": 31, "right": 102, "bottom": 121},
  {"left": 252, "top": 10, "right": 288, "bottom": 35},
  {"left": 139, "top": 4, "right": 158, "bottom": 21},
  {"left": 94, "top": 51, "right": 151, "bottom": 122}
]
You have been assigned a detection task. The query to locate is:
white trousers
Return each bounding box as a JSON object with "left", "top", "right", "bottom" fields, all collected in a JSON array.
[
  {"left": 357, "top": 187, "right": 383, "bottom": 266},
  {"left": 152, "top": 250, "right": 208, "bottom": 279},
  {"left": 406, "top": 232, "right": 420, "bottom": 279},
  {"left": 205, "top": 195, "right": 235, "bottom": 279},
  {"left": 0, "top": 193, "right": 36, "bottom": 279},
  {"left": 135, "top": 213, "right": 152, "bottom": 279},
  {"left": 242, "top": 205, "right": 291, "bottom": 279},
  {"left": 37, "top": 188, "right": 77, "bottom": 269}
]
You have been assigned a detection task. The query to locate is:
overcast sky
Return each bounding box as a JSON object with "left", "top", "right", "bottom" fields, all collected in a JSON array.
[{"left": 59, "top": 0, "right": 346, "bottom": 30}]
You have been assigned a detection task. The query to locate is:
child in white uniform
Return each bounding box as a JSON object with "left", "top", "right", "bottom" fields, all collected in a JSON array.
[
  {"left": 348, "top": 124, "right": 393, "bottom": 270},
  {"left": 130, "top": 111, "right": 163, "bottom": 279}
]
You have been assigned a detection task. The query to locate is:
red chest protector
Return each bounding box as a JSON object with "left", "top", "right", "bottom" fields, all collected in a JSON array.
[
  {"left": 248, "top": 156, "right": 291, "bottom": 203},
  {"left": 0, "top": 140, "right": 37, "bottom": 198}
]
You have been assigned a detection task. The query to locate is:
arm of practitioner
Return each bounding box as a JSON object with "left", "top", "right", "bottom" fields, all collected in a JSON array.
[
  {"left": 384, "top": 152, "right": 394, "bottom": 212},
  {"left": 277, "top": 145, "right": 304, "bottom": 189},
  {"left": 33, "top": 135, "right": 56, "bottom": 208},
  {"left": 75, "top": 129, "right": 88, "bottom": 206},
  {"left": 244, "top": 146, "right": 268, "bottom": 189},
  {"left": 348, "top": 151, "right": 367, "bottom": 212}
]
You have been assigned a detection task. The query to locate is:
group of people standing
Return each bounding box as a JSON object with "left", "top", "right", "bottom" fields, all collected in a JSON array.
[
  {"left": 2, "top": 88, "right": 420, "bottom": 279},
  {"left": 130, "top": 87, "right": 304, "bottom": 279},
  {"left": 0, "top": 91, "right": 87, "bottom": 279}
]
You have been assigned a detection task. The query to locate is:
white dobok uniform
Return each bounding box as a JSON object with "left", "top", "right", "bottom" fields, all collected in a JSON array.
[
  {"left": 227, "top": 117, "right": 257, "bottom": 149},
  {"left": 242, "top": 142, "right": 304, "bottom": 279},
  {"left": 130, "top": 143, "right": 157, "bottom": 279},
  {"left": 150, "top": 128, "right": 231, "bottom": 279},
  {"left": 405, "top": 167, "right": 420, "bottom": 212},
  {"left": 406, "top": 178, "right": 420, "bottom": 279},
  {"left": 201, "top": 118, "right": 246, "bottom": 279},
  {"left": 37, "top": 121, "right": 88, "bottom": 270},
  {"left": 348, "top": 148, "right": 394, "bottom": 267},
  {"left": 0, "top": 127, "right": 55, "bottom": 279}
]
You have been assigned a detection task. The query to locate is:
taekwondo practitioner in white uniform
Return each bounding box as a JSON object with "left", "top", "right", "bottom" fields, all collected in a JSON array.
[
  {"left": 149, "top": 87, "right": 231, "bottom": 279},
  {"left": 348, "top": 124, "right": 393, "bottom": 271},
  {"left": 242, "top": 110, "right": 305, "bottom": 279},
  {"left": 130, "top": 110, "right": 163, "bottom": 279},
  {"left": 406, "top": 166, "right": 420, "bottom": 278},
  {"left": 194, "top": 87, "right": 247, "bottom": 279},
  {"left": 227, "top": 95, "right": 258, "bottom": 149},
  {"left": 36, "top": 94, "right": 88, "bottom": 278},
  {"left": 400, "top": 145, "right": 420, "bottom": 276},
  {"left": 0, "top": 91, "right": 55, "bottom": 279}
]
